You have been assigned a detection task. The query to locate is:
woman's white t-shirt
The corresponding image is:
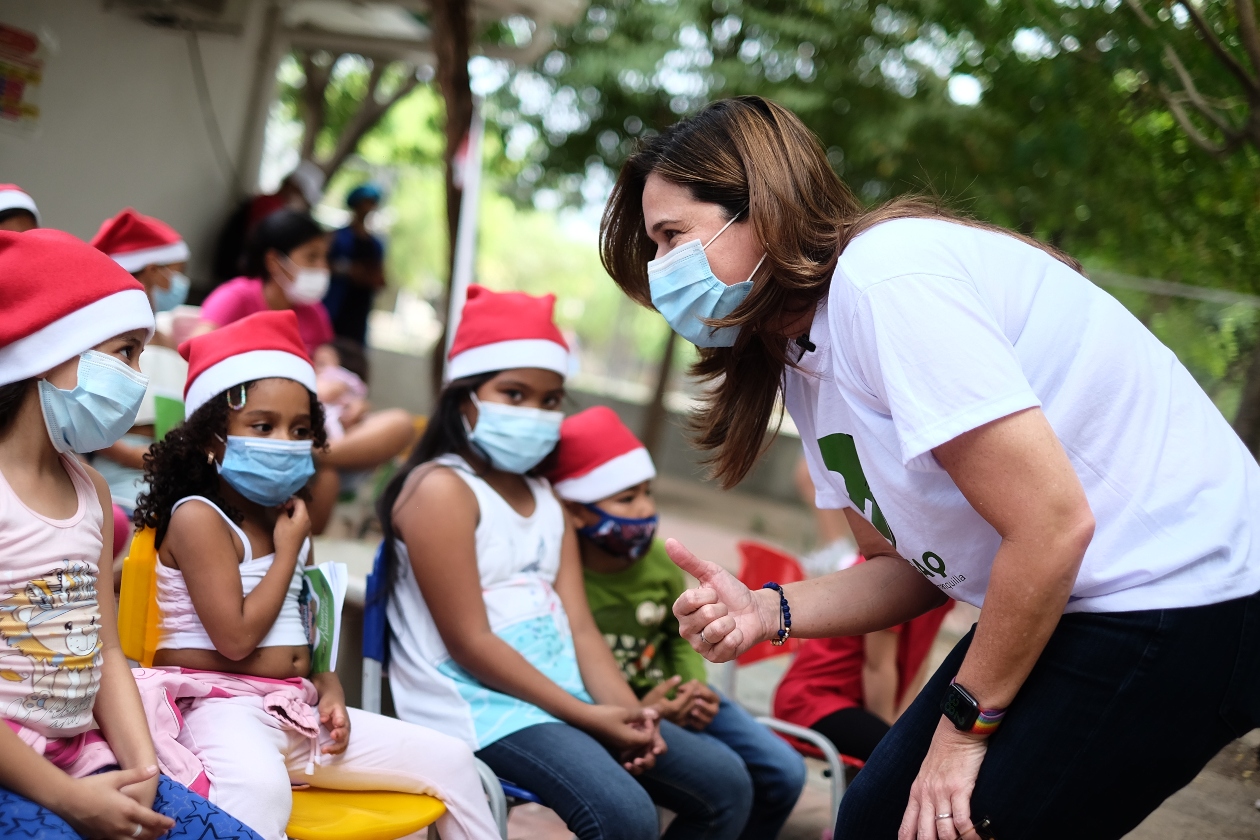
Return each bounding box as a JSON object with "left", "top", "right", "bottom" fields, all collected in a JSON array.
[{"left": 785, "top": 218, "right": 1260, "bottom": 614}]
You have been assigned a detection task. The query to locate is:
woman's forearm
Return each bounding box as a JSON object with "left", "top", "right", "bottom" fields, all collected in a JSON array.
[
  {"left": 952, "top": 525, "right": 1090, "bottom": 710},
  {"left": 773, "top": 555, "right": 947, "bottom": 640},
  {"left": 932, "top": 406, "right": 1095, "bottom": 712}
]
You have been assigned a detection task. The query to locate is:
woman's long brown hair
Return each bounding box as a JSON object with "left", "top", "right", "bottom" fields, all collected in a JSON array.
[{"left": 600, "top": 95, "right": 1079, "bottom": 488}]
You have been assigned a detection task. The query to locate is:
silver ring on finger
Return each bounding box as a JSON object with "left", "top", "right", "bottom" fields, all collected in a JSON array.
[
  {"left": 699, "top": 630, "right": 711, "bottom": 645},
  {"left": 935, "top": 813, "right": 952, "bottom": 820},
  {"left": 132, "top": 825, "right": 144, "bottom": 838}
]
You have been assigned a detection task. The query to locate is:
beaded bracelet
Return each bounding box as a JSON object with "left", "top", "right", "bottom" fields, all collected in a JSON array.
[{"left": 762, "top": 582, "right": 792, "bottom": 646}]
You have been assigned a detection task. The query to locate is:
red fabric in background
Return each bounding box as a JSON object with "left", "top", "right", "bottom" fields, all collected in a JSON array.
[
  {"left": 111, "top": 502, "right": 130, "bottom": 558},
  {"left": 773, "top": 590, "right": 955, "bottom": 728}
]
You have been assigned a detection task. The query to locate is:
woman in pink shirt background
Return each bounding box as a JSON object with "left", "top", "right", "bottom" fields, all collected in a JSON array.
[{"left": 197, "top": 210, "right": 333, "bottom": 355}]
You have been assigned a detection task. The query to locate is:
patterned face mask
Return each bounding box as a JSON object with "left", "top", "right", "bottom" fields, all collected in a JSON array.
[{"left": 578, "top": 505, "right": 658, "bottom": 560}]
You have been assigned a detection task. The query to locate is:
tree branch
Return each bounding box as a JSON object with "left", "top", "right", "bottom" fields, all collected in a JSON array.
[
  {"left": 1164, "top": 44, "right": 1240, "bottom": 133},
  {"left": 1173, "top": 0, "right": 1260, "bottom": 97},
  {"left": 322, "top": 63, "right": 421, "bottom": 178},
  {"left": 298, "top": 51, "right": 332, "bottom": 162},
  {"left": 1229, "top": 0, "right": 1260, "bottom": 79},
  {"left": 1160, "top": 83, "right": 1240, "bottom": 156},
  {"left": 1123, "top": 0, "right": 1157, "bottom": 30}
]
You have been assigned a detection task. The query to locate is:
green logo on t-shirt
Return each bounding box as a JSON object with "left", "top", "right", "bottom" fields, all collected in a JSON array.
[{"left": 818, "top": 433, "right": 896, "bottom": 546}]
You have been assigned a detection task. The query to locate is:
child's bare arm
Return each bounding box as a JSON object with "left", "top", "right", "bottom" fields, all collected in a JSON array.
[
  {"left": 311, "top": 671, "right": 350, "bottom": 754},
  {"left": 162, "top": 498, "right": 307, "bottom": 660}
]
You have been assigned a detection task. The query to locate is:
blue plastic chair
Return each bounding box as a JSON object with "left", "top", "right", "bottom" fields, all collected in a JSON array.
[{"left": 362, "top": 544, "right": 543, "bottom": 836}]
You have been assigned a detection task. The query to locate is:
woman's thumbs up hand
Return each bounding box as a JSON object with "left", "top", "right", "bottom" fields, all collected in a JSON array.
[{"left": 667, "top": 538, "right": 775, "bottom": 663}]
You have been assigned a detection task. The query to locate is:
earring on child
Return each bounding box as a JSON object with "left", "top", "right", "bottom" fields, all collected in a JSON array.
[
  {"left": 226, "top": 385, "right": 247, "bottom": 411},
  {"left": 207, "top": 451, "right": 215, "bottom": 464}
]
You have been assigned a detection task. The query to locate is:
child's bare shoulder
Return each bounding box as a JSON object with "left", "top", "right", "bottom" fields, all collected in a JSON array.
[
  {"left": 167, "top": 498, "right": 235, "bottom": 543},
  {"left": 395, "top": 464, "right": 475, "bottom": 516}
]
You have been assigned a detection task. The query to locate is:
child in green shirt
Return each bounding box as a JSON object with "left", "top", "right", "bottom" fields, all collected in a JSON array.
[{"left": 549, "top": 407, "right": 806, "bottom": 839}]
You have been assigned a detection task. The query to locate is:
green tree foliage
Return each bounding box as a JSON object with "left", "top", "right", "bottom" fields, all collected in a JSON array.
[
  {"left": 498, "top": 0, "right": 1259, "bottom": 292},
  {"left": 491, "top": 0, "right": 1260, "bottom": 423}
]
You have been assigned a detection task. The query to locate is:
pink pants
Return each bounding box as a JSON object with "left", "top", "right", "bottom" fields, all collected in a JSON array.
[{"left": 178, "top": 695, "right": 500, "bottom": 840}]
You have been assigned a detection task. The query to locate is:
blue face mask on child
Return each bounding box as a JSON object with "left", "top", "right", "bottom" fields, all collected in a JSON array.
[
  {"left": 579, "top": 505, "right": 659, "bottom": 560},
  {"left": 464, "top": 393, "right": 563, "bottom": 474},
  {"left": 217, "top": 436, "right": 315, "bottom": 507},
  {"left": 152, "top": 270, "right": 190, "bottom": 312},
  {"left": 647, "top": 212, "right": 766, "bottom": 348},
  {"left": 39, "top": 351, "right": 150, "bottom": 454}
]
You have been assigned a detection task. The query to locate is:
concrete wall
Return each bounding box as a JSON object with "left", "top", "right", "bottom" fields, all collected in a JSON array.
[{"left": 0, "top": 0, "right": 268, "bottom": 283}]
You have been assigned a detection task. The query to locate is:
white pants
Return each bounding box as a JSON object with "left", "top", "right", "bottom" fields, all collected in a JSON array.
[{"left": 179, "top": 696, "right": 500, "bottom": 840}]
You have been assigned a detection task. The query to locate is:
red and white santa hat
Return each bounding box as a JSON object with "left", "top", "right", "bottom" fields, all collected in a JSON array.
[
  {"left": 90, "top": 208, "right": 190, "bottom": 273},
  {"left": 0, "top": 229, "right": 155, "bottom": 386},
  {"left": 446, "top": 285, "right": 570, "bottom": 382},
  {"left": 548, "top": 406, "right": 657, "bottom": 503},
  {"left": 0, "top": 184, "right": 39, "bottom": 224},
  {"left": 179, "top": 310, "right": 316, "bottom": 417}
]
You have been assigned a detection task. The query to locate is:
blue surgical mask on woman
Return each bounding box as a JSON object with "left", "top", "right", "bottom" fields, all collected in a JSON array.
[
  {"left": 39, "top": 350, "right": 150, "bottom": 453},
  {"left": 217, "top": 436, "right": 315, "bottom": 507},
  {"left": 647, "top": 212, "right": 766, "bottom": 348},
  {"left": 464, "top": 393, "right": 563, "bottom": 474},
  {"left": 579, "top": 505, "right": 659, "bottom": 560},
  {"left": 152, "top": 270, "right": 190, "bottom": 312}
]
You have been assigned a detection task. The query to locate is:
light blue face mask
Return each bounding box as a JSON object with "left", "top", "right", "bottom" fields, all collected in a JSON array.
[
  {"left": 464, "top": 393, "right": 563, "bottom": 474},
  {"left": 217, "top": 436, "right": 315, "bottom": 507},
  {"left": 647, "top": 212, "right": 766, "bottom": 348},
  {"left": 152, "top": 270, "right": 190, "bottom": 312},
  {"left": 39, "top": 351, "right": 150, "bottom": 454}
]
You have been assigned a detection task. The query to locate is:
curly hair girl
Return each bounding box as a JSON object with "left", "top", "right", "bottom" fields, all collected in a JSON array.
[{"left": 133, "top": 381, "right": 327, "bottom": 548}]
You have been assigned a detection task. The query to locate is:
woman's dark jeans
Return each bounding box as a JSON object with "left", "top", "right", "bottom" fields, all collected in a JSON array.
[
  {"left": 477, "top": 719, "right": 753, "bottom": 840},
  {"left": 835, "top": 589, "right": 1260, "bottom": 839}
]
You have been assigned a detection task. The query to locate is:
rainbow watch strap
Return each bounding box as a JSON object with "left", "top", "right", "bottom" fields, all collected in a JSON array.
[
  {"left": 971, "top": 706, "right": 1006, "bottom": 735},
  {"left": 951, "top": 678, "right": 1006, "bottom": 735}
]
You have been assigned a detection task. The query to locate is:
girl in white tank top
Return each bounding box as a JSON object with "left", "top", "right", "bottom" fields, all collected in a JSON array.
[
  {"left": 132, "top": 312, "right": 499, "bottom": 840},
  {"left": 376, "top": 285, "right": 753, "bottom": 840}
]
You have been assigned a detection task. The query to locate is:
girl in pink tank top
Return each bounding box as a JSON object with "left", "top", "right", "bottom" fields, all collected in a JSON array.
[{"left": 0, "top": 229, "right": 262, "bottom": 840}]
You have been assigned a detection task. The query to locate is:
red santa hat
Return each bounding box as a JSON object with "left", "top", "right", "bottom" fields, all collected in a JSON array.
[
  {"left": 0, "top": 229, "right": 154, "bottom": 386},
  {"left": 446, "top": 285, "right": 569, "bottom": 382},
  {"left": 0, "top": 184, "right": 39, "bottom": 224},
  {"left": 179, "top": 310, "right": 316, "bottom": 417},
  {"left": 90, "top": 208, "right": 190, "bottom": 273},
  {"left": 548, "top": 406, "right": 657, "bottom": 503}
]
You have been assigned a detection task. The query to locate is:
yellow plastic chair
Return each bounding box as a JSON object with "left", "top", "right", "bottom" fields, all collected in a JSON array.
[{"left": 119, "top": 529, "right": 447, "bottom": 840}]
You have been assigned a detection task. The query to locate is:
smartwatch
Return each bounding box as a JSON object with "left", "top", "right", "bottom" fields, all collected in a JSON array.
[{"left": 940, "top": 680, "right": 1006, "bottom": 736}]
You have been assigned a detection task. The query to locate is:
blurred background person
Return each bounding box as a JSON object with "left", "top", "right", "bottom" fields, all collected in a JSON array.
[
  {"left": 0, "top": 184, "right": 39, "bottom": 232},
  {"left": 323, "top": 183, "right": 387, "bottom": 346}
]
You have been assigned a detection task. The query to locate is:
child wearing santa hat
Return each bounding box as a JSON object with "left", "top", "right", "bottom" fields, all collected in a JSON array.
[
  {"left": 376, "top": 285, "right": 752, "bottom": 840},
  {"left": 132, "top": 310, "right": 499, "bottom": 840},
  {"left": 0, "top": 183, "right": 39, "bottom": 231},
  {"left": 0, "top": 230, "right": 262, "bottom": 840},
  {"left": 195, "top": 209, "right": 412, "bottom": 534},
  {"left": 549, "top": 406, "right": 807, "bottom": 840},
  {"left": 89, "top": 210, "right": 193, "bottom": 556},
  {"left": 91, "top": 208, "right": 193, "bottom": 330}
]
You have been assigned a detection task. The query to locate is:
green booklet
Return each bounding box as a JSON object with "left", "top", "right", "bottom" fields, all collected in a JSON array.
[{"left": 300, "top": 562, "right": 349, "bottom": 674}]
